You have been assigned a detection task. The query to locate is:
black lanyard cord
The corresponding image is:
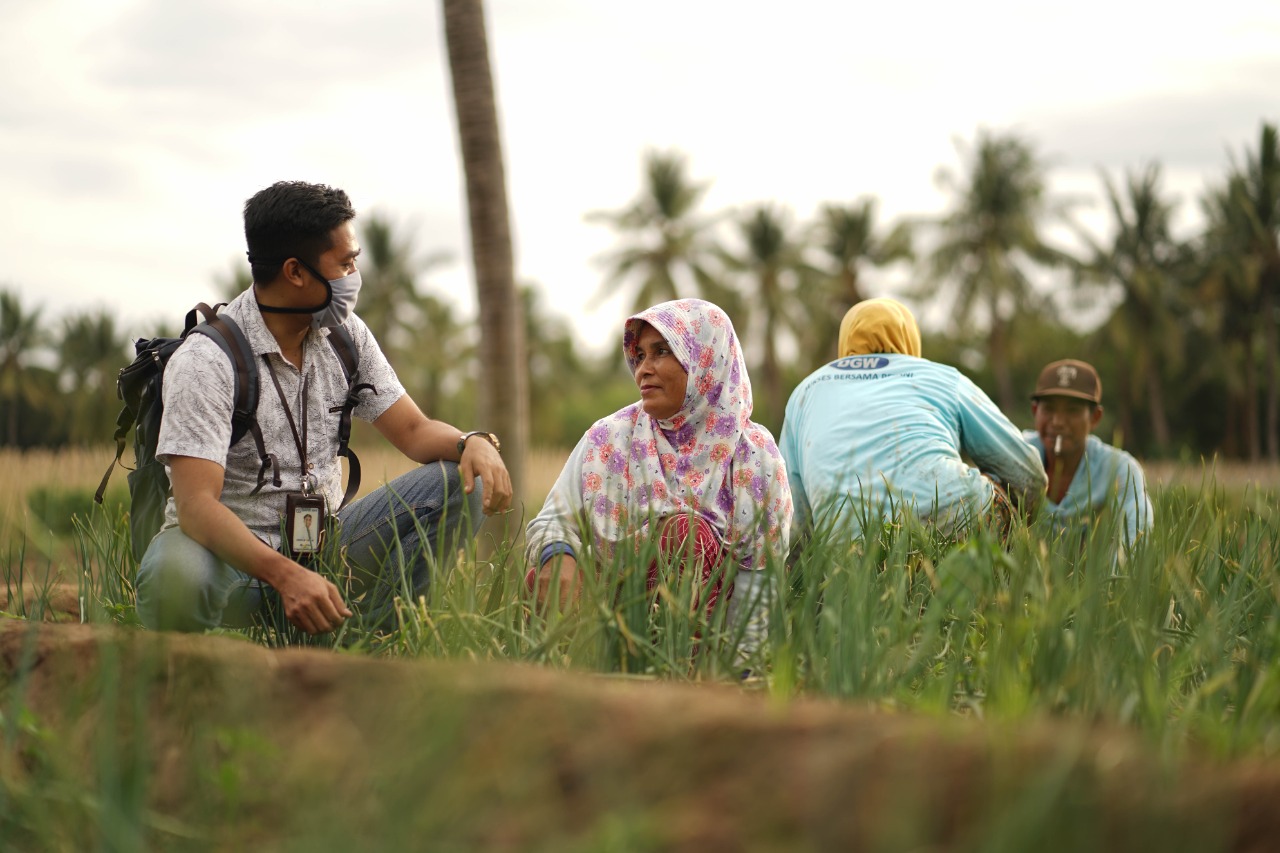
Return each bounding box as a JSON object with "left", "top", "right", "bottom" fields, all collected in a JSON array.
[{"left": 262, "top": 354, "right": 310, "bottom": 491}]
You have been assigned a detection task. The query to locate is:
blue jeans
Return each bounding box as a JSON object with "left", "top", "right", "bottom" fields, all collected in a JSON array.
[{"left": 136, "top": 461, "right": 484, "bottom": 632}]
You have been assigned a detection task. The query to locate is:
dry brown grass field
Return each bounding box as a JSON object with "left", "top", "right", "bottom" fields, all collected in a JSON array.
[
  {"left": 1, "top": 447, "right": 1274, "bottom": 507},
  {"left": 0, "top": 445, "right": 569, "bottom": 554},
  {"left": 1, "top": 445, "right": 1275, "bottom": 573},
  {"left": 2, "top": 447, "right": 1277, "bottom": 537}
]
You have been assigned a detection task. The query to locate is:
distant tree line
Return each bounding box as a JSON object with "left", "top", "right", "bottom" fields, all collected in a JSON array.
[
  {"left": 585, "top": 121, "right": 1280, "bottom": 460},
  {"left": 2, "top": 122, "right": 1276, "bottom": 460}
]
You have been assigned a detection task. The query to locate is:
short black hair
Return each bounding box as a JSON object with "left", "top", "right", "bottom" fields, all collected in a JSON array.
[{"left": 243, "top": 181, "right": 356, "bottom": 285}]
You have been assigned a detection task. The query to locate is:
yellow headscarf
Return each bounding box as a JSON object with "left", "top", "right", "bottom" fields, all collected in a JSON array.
[{"left": 838, "top": 297, "right": 922, "bottom": 358}]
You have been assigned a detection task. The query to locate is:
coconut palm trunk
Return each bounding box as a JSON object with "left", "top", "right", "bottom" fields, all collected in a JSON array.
[
  {"left": 1244, "top": 339, "right": 1261, "bottom": 462},
  {"left": 1262, "top": 276, "right": 1280, "bottom": 462},
  {"left": 1144, "top": 358, "right": 1171, "bottom": 452},
  {"left": 442, "top": 0, "right": 528, "bottom": 490},
  {"left": 1115, "top": 365, "right": 1136, "bottom": 452},
  {"left": 760, "top": 283, "right": 785, "bottom": 426},
  {"left": 987, "top": 296, "right": 1017, "bottom": 414}
]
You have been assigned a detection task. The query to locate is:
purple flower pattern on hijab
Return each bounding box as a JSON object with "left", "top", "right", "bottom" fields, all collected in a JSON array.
[{"left": 531, "top": 298, "right": 792, "bottom": 570}]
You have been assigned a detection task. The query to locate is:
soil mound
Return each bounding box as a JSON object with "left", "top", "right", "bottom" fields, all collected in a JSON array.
[
  {"left": 2, "top": 619, "right": 1278, "bottom": 850},
  {"left": 0, "top": 582, "right": 82, "bottom": 622}
]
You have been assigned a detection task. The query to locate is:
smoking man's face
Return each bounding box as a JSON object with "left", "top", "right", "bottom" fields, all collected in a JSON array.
[{"left": 1033, "top": 396, "right": 1101, "bottom": 458}]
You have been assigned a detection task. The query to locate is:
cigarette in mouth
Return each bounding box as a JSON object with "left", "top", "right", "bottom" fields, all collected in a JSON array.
[{"left": 1054, "top": 435, "right": 1062, "bottom": 455}]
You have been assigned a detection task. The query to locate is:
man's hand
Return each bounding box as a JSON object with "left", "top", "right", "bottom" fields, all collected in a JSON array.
[
  {"left": 275, "top": 564, "right": 353, "bottom": 635},
  {"left": 460, "top": 438, "right": 513, "bottom": 514},
  {"left": 172, "top": 455, "right": 353, "bottom": 633}
]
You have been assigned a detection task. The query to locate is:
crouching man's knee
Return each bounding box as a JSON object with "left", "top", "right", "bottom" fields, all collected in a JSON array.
[{"left": 135, "top": 527, "right": 254, "bottom": 632}]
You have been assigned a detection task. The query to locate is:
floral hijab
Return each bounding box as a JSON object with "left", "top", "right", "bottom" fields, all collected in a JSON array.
[{"left": 570, "top": 298, "right": 791, "bottom": 569}]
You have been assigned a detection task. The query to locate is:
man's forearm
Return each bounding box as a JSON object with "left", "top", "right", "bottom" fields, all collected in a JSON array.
[
  {"left": 372, "top": 396, "right": 467, "bottom": 464},
  {"left": 176, "top": 493, "right": 300, "bottom": 588},
  {"left": 403, "top": 418, "right": 468, "bottom": 465}
]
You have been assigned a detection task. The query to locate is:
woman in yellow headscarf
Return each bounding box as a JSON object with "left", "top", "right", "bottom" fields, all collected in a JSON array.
[
  {"left": 779, "top": 297, "right": 1044, "bottom": 539},
  {"left": 837, "top": 296, "right": 922, "bottom": 359}
]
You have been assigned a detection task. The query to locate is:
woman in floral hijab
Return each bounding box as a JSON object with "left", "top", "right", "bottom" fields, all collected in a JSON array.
[{"left": 525, "top": 299, "right": 792, "bottom": 635}]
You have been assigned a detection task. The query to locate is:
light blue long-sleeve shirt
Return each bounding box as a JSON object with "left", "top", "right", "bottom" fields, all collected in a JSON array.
[
  {"left": 780, "top": 354, "right": 1046, "bottom": 538},
  {"left": 1021, "top": 431, "right": 1152, "bottom": 549}
]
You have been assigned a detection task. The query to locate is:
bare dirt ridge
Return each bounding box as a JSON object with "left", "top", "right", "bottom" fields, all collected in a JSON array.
[{"left": 2, "top": 619, "right": 1279, "bottom": 851}]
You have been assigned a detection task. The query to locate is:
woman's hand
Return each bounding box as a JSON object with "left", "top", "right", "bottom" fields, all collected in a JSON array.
[{"left": 532, "top": 554, "right": 582, "bottom": 613}]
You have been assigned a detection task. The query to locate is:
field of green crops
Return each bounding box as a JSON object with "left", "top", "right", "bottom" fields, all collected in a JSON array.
[{"left": 4, "top": 452, "right": 1280, "bottom": 849}]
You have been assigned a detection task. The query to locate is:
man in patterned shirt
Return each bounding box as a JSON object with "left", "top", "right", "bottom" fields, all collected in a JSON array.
[{"left": 136, "top": 181, "right": 512, "bottom": 635}]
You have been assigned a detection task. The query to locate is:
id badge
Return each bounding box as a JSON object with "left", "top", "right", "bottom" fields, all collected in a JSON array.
[{"left": 285, "top": 492, "right": 328, "bottom": 557}]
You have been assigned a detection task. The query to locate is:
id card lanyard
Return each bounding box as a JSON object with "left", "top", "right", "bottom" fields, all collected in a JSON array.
[{"left": 262, "top": 352, "right": 313, "bottom": 494}]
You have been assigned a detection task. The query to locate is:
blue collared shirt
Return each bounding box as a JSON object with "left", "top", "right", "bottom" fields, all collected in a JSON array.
[{"left": 1022, "top": 430, "right": 1153, "bottom": 549}]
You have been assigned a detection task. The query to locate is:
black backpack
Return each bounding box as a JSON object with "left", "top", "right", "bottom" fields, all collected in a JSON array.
[{"left": 95, "top": 302, "right": 372, "bottom": 561}]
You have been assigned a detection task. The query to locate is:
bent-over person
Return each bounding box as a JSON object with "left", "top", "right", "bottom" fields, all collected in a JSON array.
[{"left": 780, "top": 297, "right": 1046, "bottom": 541}]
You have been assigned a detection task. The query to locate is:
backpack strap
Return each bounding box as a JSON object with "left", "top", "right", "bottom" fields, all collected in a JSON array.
[
  {"left": 184, "top": 302, "right": 225, "bottom": 334},
  {"left": 191, "top": 314, "right": 282, "bottom": 494},
  {"left": 326, "top": 324, "right": 376, "bottom": 509},
  {"left": 94, "top": 401, "right": 137, "bottom": 503}
]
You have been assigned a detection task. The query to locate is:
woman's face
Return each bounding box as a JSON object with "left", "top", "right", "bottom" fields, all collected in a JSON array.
[{"left": 632, "top": 324, "right": 688, "bottom": 420}]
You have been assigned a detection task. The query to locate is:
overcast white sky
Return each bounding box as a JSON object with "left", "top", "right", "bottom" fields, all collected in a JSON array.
[{"left": 2, "top": 0, "right": 1277, "bottom": 354}]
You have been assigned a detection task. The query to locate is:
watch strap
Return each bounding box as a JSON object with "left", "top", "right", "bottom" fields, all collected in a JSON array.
[{"left": 457, "top": 430, "right": 500, "bottom": 455}]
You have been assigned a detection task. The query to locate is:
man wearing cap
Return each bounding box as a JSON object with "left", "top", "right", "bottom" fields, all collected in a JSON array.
[{"left": 1025, "top": 359, "right": 1152, "bottom": 549}]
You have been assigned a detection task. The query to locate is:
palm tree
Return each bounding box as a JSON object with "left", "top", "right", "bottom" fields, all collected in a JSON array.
[
  {"left": 930, "top": 130, "right": 1072, "bottom": 412},
  {"left": 0, "top": 289, "right": 48, "bottom": 446},
  {"left": 807, "top": 198, "right": 913, "bottom": 363},
  {"left": 1196, "top": 125, "right": 1280, "bottom": 461},
  {"left": 720, "top": 204, "right": 812, "bottom": 429},
  {"left": 586, "top": 149, "right": 726, "bottom": 315},
  {"left": 443, "top": 0, "right": 528, "bottom": 490},
  {"left": 58, "top": 309, "right": 131, "bottom": 444},
  {"left": 1227, "top": 123, "right": 1280, "bottom": 461},
  {"left": 399, "top": 292, "right": 476, "bottom": 424},
  {"left": 355, "top": 212, "right": 453, "bottom": 353},
  {"left": 1201, "top": 183, "right": 1260, "bottom": 459},
  {"left": 1079, "top": 164, "right": 1187, "bottom": 454}
]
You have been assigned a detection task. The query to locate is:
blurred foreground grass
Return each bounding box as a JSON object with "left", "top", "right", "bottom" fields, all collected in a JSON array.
[{"left": 4, "top": 448, "right": 1280, "bottom": 848}]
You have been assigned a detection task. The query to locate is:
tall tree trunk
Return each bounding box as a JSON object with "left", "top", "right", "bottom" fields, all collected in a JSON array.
[
  {"left": 842, "top": 266, "right": 864, "bottom": 307},
  {"left": 762, "top": 307, "right": 783, "bottom": 434},
  {"left": 442, "top": 0, "right": 528, "bottom": 496},
  {"left": 1144, "top": 357, "right": 1171, "bottom": 455},
  {"left": 987, "top": 308, "right": 1016, "bottom": 414},
  {"left": 1262, "top": 281, "right": 1280, "bottom": 462},
  {"left": 1115, "top": 367, "right": 1135, "bottom": 454},
  {"left": 1244, "top": 333, "right": 1261, "bottom": 462},
  {"left": 1223, "top": 394, "right": 1239, "bottom": 459}
]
